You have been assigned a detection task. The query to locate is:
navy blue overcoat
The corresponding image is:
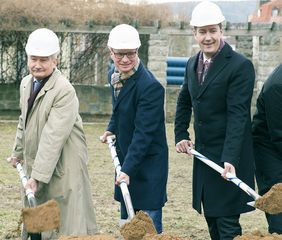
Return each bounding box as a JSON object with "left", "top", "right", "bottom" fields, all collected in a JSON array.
[{"left": 107, "top": 62, "right": 168, "bottom": 210}]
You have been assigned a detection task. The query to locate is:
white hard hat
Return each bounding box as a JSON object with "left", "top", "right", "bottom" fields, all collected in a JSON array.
[
  {"left": 107, "top": 24, "right": 141, "bottom": 49},
  {"left": 25, "top": 28, "right": 60, "bottom": 56},
  {"left": 190, "top": 1, "right": 225, "bottom": 27}
]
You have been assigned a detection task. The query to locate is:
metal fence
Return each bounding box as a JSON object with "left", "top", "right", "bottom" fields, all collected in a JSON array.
[
  {"left": 0, "top": 30, "right": 150, "bottom": 86},
  {"left": 0, "top": 30, "right": 110, "bottom": 85}
]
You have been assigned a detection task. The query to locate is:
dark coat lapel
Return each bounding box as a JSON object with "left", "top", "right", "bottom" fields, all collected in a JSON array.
[{"left": 196, "top": 44, "right": 232, "bottom": 98}]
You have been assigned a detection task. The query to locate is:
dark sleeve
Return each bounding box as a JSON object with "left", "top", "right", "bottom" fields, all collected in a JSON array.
[
  {"left": 174, "top": 64, "right": 192, "bottom": 144},
  {"left": 221, "top": 58, "right": 255, "bottom": 166},
  {"left": 264, "top": 84, "right": 282, "bottom": 154},
  {"left": 120, "top": 82, "right": 165, "bottom": 177},
  {"left": 106, "top": 69, "right": 116, "bottom": 134}
]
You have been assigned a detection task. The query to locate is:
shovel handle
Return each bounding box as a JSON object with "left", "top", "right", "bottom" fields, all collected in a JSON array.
[
  {"left": 190, "top": 149, "right": 261, "bottom": 200},
  {"left": 105, "top": 135, "right": 135, "bottom": 220},
  {"left": 16, "top": 162, "right": 37, "bottom": 207}
]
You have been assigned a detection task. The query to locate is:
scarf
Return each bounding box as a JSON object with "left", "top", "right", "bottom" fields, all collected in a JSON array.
[{"left": 111, "top": 59, "right": 140, "bottom": 99}]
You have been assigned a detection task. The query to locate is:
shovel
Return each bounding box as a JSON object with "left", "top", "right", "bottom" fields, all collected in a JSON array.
[
  {"left": 189, "top": 149, "right": 261, "bottom": 206},
  {"left": 14, "top": 161, "right": 42, "bottom": 240},
  {"left": 8, "top": 158, "right": 60, "bottom": 239},
  {"left": 104, "top": 135, "right": 135, "bottom": 220},
  {"left": 102, "top": 135, "right": 157, "bottom": 239}
]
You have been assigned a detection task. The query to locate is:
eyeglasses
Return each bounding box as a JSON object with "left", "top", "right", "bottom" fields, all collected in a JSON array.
[{"left": 112, "top": 51, "right": 137, "bottom": 60}]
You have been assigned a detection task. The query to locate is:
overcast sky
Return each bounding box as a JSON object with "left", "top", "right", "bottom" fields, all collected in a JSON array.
[{"left": 123, "top": 0, "right": 254, "bottom": 4}]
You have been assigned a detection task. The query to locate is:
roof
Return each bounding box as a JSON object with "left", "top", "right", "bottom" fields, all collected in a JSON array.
[{"left": 249, "top": 0, "right": 282, "bottom": 23}]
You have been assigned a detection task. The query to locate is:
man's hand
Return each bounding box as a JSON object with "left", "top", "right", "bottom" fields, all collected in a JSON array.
[
  {"left": 6, "top": 156, "right": 19, "bottom": 168},
  {"left": 175, "top": 140, "right": 194, "bottom": 155},
  {"left": 100, "top": 131, "right": 114, "bottom": 143},
  {"left": 116, "top": 171, "right": 130, "bottom": 186},
  {"left": 221, "top": 162, "right": 236, "bottom": 179},
  {"left": 25, "top": 178, "right": 38, "bottom": 194}
]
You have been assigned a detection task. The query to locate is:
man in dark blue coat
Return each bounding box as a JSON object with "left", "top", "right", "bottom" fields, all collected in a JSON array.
[
  {"left": 100, "top": 24, "right": 168, "bottom": 233},
  {"left": 174, "top": 1, "right": 255, "bottom": 239},
  {"left": 252, "top": 64, "right": 282, "bottom": 234}
]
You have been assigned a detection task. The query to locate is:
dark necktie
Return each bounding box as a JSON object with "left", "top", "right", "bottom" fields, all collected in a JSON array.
[
  {"left": 33, "top": 80, "right": 42, "bottom": 93},
  {"left": 201, "top": 60, "right": 210, "bottom": 85}
]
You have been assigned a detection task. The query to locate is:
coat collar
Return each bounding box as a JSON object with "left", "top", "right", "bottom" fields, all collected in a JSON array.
[
  {"left": 112, "top": 63, "right": 143, "bottom": 111},
  {"left": 22, "top": 69, "right": 61, "bottom": 124},
  {"left": 189, "top": 43, "right": 233, "bottom": 99}
]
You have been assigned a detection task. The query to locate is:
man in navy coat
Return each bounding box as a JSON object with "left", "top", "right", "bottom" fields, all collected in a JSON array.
[
  {"left": 252, "top": 64, "right": 282, "bottom": 234},
  {"left": 174, "top": 1, "right": 255, "bottom": 239},
  {"left": 100, "top": 24, "right": 168, "bottom": 233}
]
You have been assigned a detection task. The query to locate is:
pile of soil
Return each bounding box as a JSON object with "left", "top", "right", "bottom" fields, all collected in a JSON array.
[
  {"left": 120, "top": 211, "right": 157, "bottom": 240},
  {"left": 120, "top": 211, "right": 188, "bottom": 240},
  {"left": 58, "top": 235, "right": 116, "bottom": 240},
  {"left": 143, "top": 233, "right": 191, "bottom": 240},
  {"left": 22, "top": 199, "right": 60, "bottom": 233},
  {"left": 255, "top": 183, "right": 282, "bottom": 214},
  {"left": 234, "top": 230, "right": 282, "bottom": 239}
]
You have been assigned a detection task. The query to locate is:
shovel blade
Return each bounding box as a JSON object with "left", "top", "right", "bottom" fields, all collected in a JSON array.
[
  {"left": 22, "top": 199, "right": 60, "bottom": 233},
  {"left": 247, "top": 201, "right": 255, "bottom": 207}
]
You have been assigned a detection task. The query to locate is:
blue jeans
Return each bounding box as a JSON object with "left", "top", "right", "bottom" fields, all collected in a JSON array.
[{"left": 120, "top": 203, "right": 163, "bottom": 233}]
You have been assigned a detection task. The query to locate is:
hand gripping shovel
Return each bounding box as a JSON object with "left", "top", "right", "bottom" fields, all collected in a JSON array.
[
  {"left": 191, "top": 150, "right": 282, "bottom": 214},
  {"left": 190, "top": 149, "right": 261, "bottom": 206},
  {"left": 103, "top": 135, "right": 157, "bottom": 239},
  {"left": 105, "top": 135, "right": 135, "bottom": 220},
  {"left": 10, "top": 159, "right": 60, "bottom": 239},
  {"left": 16, "top": 161, "right": 42, "bottom": 240}
]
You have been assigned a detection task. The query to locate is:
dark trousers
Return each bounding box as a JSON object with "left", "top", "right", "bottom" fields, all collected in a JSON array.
[
  {"left": 205, "top": 215, "right": 241, "bottom": 240},
  {"left": 266, "top": 212, "right": 282, "bottom": 234}
]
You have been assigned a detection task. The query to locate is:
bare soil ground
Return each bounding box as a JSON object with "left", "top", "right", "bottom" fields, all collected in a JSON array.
[{"left": 0, "top": 122, "right": 268, "bottom": 239}]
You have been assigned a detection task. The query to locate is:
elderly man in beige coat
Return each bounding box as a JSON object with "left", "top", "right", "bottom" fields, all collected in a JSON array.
[{"left": 7, "top": 28, "right": 97, "bottom": 239}]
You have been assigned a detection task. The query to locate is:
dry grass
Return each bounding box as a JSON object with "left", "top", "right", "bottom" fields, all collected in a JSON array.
[
  {"left": 0, "top": 0, "right": 173, "bottom": 30},
  {"left": 0, "top": 121, "right": 267, "bottom": 239}
]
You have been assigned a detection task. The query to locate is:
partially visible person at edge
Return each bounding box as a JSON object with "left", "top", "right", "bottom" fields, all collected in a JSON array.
[
  {"left": 252, "top": 65, "right": 282, "bottom": 234},
  {"left": 100, "top": 24, "right": 168, "bottom": 233},
  {"left": 7, "top": 28, "right": 97, "bottom": 239},
  {"left": 174, "top": 1, "right": 256, "bottom": 239}
]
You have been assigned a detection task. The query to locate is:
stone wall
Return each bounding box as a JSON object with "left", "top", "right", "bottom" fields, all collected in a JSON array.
[
  {"left": 0, "top": 83, "right": 180, "bottom": 123},
  {"left": 1, "top": 25, "right": 282, "bottom": 122},
  {"left": 0, "top": 84, "right": 112, "bottom": 121}
]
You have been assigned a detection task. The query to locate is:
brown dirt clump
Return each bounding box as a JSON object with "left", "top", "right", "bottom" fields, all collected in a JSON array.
[
  {"left": 22, "top": 199, "right": 60, "bottom": 233},
  {"left": 255, "top": 183, "right": 282, "bottom": 214},
  {"left": 58, "top": 235, "right": 116, "bottom": 240},
  {"left": 234, "top": 230, "right": 282, "bottom": 239},
  {"left": 143, "top": 233, "right": 191, "bottom": 240},
  {"left": 120, "top": 211, "right": 157, "bottom": 240}
]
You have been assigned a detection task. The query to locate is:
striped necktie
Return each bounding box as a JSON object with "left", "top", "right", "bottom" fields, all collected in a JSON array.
[{"left": 201, "top": 60, "right": 210, "bottom": 85}]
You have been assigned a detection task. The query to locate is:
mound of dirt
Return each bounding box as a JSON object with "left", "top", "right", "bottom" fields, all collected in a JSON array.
[
  {"left": 255, "top": 183, "right": 282, "bottom": 214},
  {"left": 120, "top": 211, "right": 157, "bottom": 240},
  {"left": 143, "top": 233, "right": 191, "bottom": 240},
  {"left": 58, "top": 235, "right": 116, "bottom": 240},
  {"left": 22, "top": 199, "right": 60, "bottom": 233},
  {"left": 234, "top": 230, "right": 282, "bottom": 240}
]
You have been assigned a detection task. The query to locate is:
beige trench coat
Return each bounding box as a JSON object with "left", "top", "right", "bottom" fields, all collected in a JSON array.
[{"left": 12, "top": 69, "right": 97, "bottom": 239}]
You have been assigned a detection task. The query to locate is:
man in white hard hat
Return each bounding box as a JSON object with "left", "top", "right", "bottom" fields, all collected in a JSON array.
[
  {"left": 174, "top": 1, "right": 255, "bottom": 239},
  {"left": 101, "top": 24, "right": 168, "bottom": 233},
  {"left": 7, "top": 28, "right": 97, "bottom": 239}
]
